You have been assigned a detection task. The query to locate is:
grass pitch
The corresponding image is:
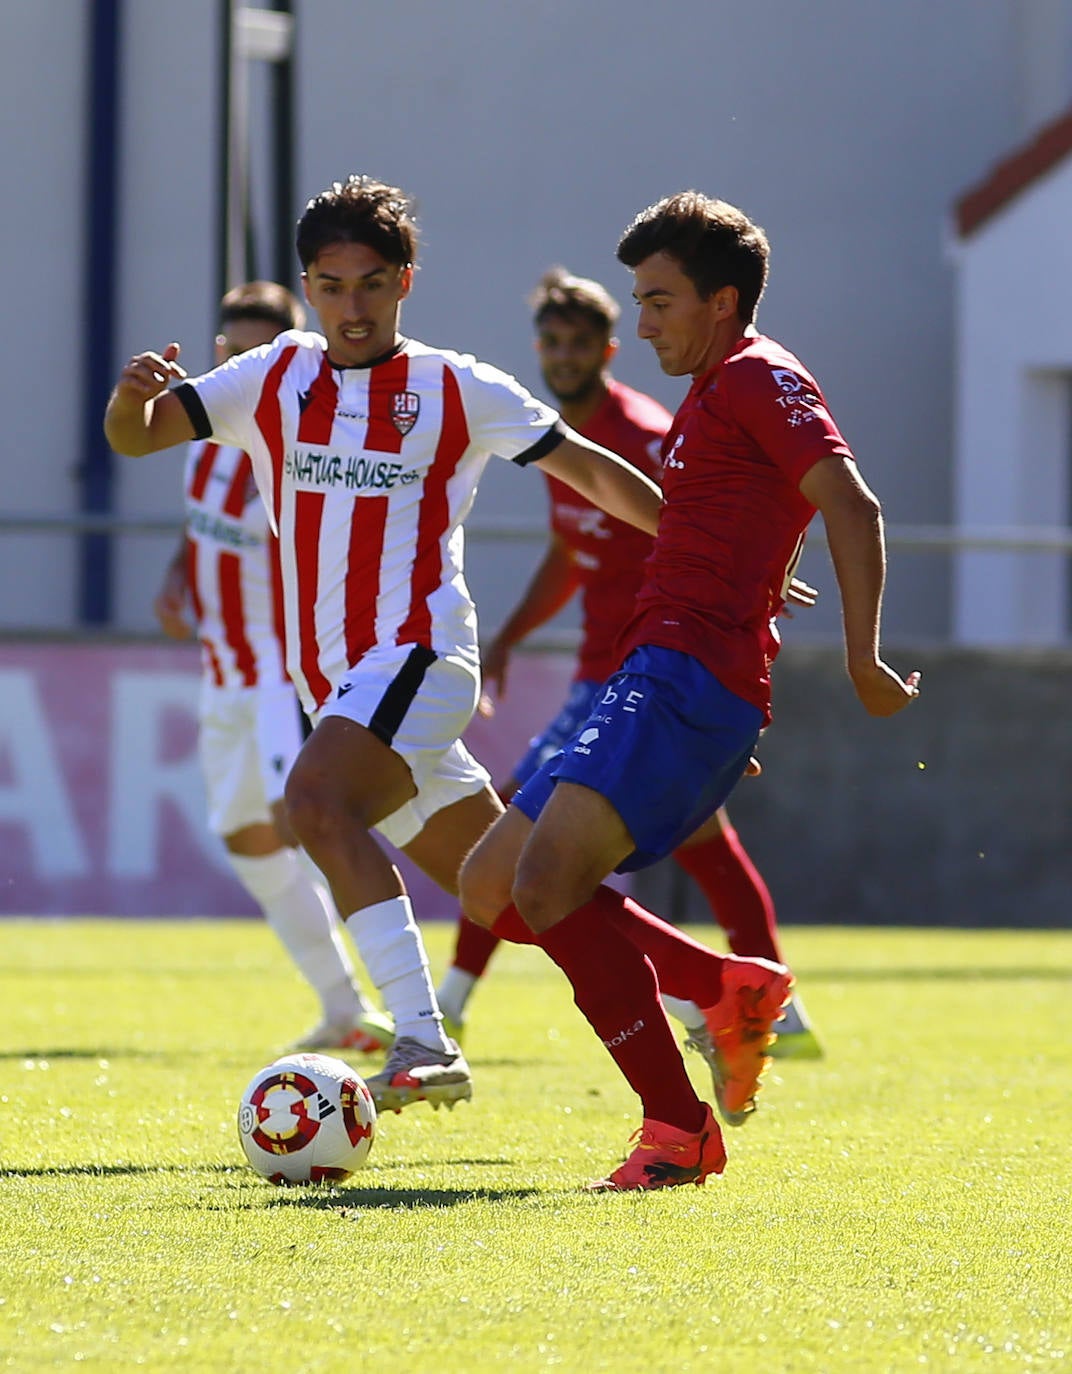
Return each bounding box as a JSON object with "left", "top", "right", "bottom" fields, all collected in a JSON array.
[{"left": 0, "top": 920, "right": 1069, "bottom": 1373}]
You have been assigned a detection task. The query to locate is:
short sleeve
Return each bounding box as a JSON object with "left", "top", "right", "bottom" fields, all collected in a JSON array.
[
  {"left": 452, "top": 356, "right": 561, "bottom": 462},
  {"left": 722, "top": 355, "right": 854, "bottom": 487},
  {"left": 179, "top": 333, "right": 302, "bottom": 451}
]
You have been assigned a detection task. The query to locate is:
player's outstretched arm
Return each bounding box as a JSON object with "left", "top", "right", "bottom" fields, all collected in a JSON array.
[
  {"left": 104, "top": 343, "right": 196, "bottom": 456},
  {"left": 799, "top": 455, "right": 920, "bottom": 717},
  {"left": 482, "top": 533, "right": 579, "bottom": 705},
  {"left": 536, "top": 431, "right": 662, "bottom": 536}
]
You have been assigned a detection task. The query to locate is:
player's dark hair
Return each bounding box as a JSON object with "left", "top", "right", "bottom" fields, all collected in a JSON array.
[
  {"left": 616, "top": 192, "right": 770, "bottom": 323},
  {"left": 219, "top": 280, "right": 305, "bottom": 332},
  {"left": 529, "top": 266, "right": 620, "bottom": 334},
  {"left": 296, "top": 176, "right": 418, "bottom": 270}
]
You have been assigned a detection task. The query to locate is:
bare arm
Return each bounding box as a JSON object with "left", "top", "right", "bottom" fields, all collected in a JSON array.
[
  {"left": 799, "top": 455, "right": 920, "bottom": 716},
  {"left": 481, "top": 533, "right": 581, "bottom": 705},
  {"left": 153, "top": 535, "right": 194, "bottom": 641},
  {"left": 104, "top": 343, "right": 197, "bottom": 456},
  {"left": 535, "top": 430, "right": 661, "bottom": 536}
]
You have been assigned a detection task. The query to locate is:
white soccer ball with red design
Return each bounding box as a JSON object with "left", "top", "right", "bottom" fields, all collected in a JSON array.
[{"left": 237, "top": 1053, "right": 376, "bottom": 1184}]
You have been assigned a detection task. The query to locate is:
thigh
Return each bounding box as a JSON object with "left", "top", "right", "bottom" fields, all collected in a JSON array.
[
  {"left": 289, "top": 714, "right": 417, "bottom": 829},
  {"left": 513, "top": 781, "right": 636, "bottom": 928},
  {"left": 402, "top": 784, "right": 505, "bottom": 897}
]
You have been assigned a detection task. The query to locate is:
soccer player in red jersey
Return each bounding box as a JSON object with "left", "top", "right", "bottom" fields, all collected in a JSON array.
[
  {"left": 153, "top": 281, "right": 392, "bottom": 1056},
  {"left": 459, "top": 194, "right": 920, "bottom": 1190},
  {"left": 438, "top": 267, "right": 822, "bottom": 1057},
  {"left": 104, "top": 177, "right": 666, "bottom": 1117}
]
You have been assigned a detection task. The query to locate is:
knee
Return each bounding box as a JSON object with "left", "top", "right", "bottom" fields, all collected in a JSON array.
[
  {"left": 283, "top": 761, "right": 339, "bottom": 852},
  {"left": 458, "top": 846, "right": 514, "bottom": 929}
]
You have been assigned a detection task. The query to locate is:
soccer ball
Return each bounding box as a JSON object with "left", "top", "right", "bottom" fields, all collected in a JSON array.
[{"left": 237, "top": 1053, "right": 376, "bottom": 1185}]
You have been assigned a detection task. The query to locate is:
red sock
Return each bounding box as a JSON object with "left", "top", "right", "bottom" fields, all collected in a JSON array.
[
  {"left": 452, "top": 915, "right": 502, "bottom": 977},
  {"left": 673, "top": 824, "right": 783, "bottom": 964},
  {"left": 590, "top": 885, "right": 730, "bottom": 1008},
  {"left": 490, "top": 903, "right": 539, "bottom": 945},
  {"left": 536, "top": 903, "right": 705, "bottom": 1132}
]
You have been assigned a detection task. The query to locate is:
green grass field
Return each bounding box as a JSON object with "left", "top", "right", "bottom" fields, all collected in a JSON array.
[{"left": 1, "top": 920, "right": 1069, "bottom": 1373}]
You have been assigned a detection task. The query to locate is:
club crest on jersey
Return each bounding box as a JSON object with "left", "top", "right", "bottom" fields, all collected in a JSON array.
[{"left": 390, "top": 391, "right": 420, "bottom": 435}]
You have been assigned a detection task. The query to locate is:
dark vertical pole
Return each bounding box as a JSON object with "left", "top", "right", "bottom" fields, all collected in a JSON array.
[
  {"left": 78, "top": 0, "right": 122, "bottom": 624},
  {"left": 216, "top": 0, "right": 233, "bottom": 309},
  {"left": 271, "top": 0, "right": 296, "bottom": 289}
]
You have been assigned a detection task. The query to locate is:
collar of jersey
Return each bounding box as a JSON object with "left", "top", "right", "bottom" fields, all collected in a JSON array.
[{"left": 325, "top": 337, "right": 408, "bottom": 371}]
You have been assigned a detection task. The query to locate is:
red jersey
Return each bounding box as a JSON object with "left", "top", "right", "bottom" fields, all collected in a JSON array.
[
  {"left": 544, "top": 380, "right": 671, "bottom": 681},
  {"left": 182, "top": 440, "right": 287, "bottom": 689},
  {"left": 617, "top": 332, "right": 854, "bottom": 722}
]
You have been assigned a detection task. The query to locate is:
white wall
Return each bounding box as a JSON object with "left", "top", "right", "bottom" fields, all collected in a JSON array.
[
  {"left": 4, "top": 0, "right": 1070, "bottom": 645},
  {"left": 952, "top": 155, "right": 1072, "bottom": 643}
]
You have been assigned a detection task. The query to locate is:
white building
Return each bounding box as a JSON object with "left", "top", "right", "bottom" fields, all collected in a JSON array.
[{"left": 952, "top": 105, "right": 1072, "bottom": 644}]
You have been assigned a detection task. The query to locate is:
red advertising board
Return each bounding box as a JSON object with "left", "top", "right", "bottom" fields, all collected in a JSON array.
[{"left": 0, "top": 643, "right": 579, "bottom": 918}]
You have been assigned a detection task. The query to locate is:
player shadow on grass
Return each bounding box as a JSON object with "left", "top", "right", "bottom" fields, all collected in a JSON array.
[
  {"left": 268, "top": 1184, "right": 540, "bottom": 1210},
  {"left": 0, "top": 1047, "right": 170, "bottom": 1061},
  {"left": 0, "top": 1163, "right": 240, "bottom": 1178}
]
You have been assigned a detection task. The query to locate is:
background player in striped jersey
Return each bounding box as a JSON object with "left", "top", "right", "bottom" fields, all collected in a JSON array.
[
  {"left": 153, "top": 281, "right": 392, "bottom": 1055},
  {"left": 436, "top": 267, "right": 822, "bottom": 1058},
  {"left": 459, "top": 193, "right": 920, "bottom": 1191}
]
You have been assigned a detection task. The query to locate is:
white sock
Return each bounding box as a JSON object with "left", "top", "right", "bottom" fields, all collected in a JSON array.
[
  {"left": 345, "top": 895, "right": 450, "bottom": 1052},
  {"left": 436, "top": 966, "right": 478, "bottom": 1024},
  {"left": 229, "top": 849, "right": 365, "bottom": 1025},
  {"left": 660, "top": 995, "right": 706, "bottom": 1032}
]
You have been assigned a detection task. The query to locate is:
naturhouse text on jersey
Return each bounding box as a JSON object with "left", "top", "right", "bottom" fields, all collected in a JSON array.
[{"left": 283, "top": 449, "right": 422, "bottom": 492}]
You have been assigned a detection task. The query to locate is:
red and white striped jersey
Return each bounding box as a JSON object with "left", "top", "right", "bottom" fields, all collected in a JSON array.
[
  {"left": 182, "top": 440, "right": 288, "bottom": 689},
  {"left": 177, "top": 332, "right": 561, "bottom": 713}
]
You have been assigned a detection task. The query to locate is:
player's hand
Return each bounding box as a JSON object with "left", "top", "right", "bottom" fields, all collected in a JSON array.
[
  {"left": 115, "top": 343, "right": 186, "bottom": 403},
  {"left": 849, "top": 659, "right": 921, "bottom": 717},
  {"left": 477, "top": 636, "right": 512, "bottom": 717},
  {"left": 780, "top": 577, "right": 819, "bottom": 618},
  {"left": 744, "top": 755, "right": 762, "bottom": 777},
  {"left": 153, "top": 563, "right": 192, "bottom": 640}
]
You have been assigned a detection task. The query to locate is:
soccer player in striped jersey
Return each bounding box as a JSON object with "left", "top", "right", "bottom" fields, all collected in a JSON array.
[
  {"left": 106, "top": 176, "right": 669, "bottom": 1116},
  {"left": 437, "top": 267, "right": 823, "bottom": 1059},
  {"left": 460, "top": 194, "right": 920, "bottom": 1190},
  {"left": 153, "top": 281, "right": 392, "bottom": 1055}
]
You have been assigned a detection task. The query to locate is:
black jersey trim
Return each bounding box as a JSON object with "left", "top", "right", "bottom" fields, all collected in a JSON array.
[
  {"left": 367, "top": 645, "right": 439, "bottom": 747},
  {"left": 511, "top": 420, "right": 569, "bottom": 468},
  {"left": 173, "top": 383, "right": 212, "bottom": 440}
]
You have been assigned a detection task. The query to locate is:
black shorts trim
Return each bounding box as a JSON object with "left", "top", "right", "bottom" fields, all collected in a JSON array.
[
  {"left": 174, "top": 383, "right": 213, "bottom": 440},
  {"left": 511, "top": 421, "right": 568, "bottom": 468},
  {"left": 367, "top": 645, "right": 438, "bottom": 746}
]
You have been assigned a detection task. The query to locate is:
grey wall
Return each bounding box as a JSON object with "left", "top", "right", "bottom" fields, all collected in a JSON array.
[
  {"left": 3, "top": 0, "right": 1071, "bottom": 646},
  {"left": 633, "top": 645, "right": 1071, "bottom": 928}
]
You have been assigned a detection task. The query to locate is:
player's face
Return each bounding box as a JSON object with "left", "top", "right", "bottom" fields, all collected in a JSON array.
[
  {"left": 303, "top": 241, "right": 412, "bottom": 367},
  {"left": 535, "top": 315, "right": 613, "bottom": 404},
  {"left": 632, "top": 251, "right": 732, "bottom": 378}
]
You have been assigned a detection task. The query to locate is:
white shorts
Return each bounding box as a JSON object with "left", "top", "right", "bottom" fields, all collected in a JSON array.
[
  {"left": 316, "top": 645, "right": 491, "bottom": 849},
  {"left": 199, "top": 680, "right": 306, "bottom": 836}
]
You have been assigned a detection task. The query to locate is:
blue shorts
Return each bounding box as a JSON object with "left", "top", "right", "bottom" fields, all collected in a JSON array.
[
  {"left": 512, "top": 645, "right": 763, "bottom": 873},
  {"left": 512, "top": 678, "right": 602, "bottom": 788}
]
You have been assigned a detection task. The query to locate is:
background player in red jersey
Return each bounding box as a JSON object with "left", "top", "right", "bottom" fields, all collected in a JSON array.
[
  {"left": 459, "top": 193, "right": 920, "bottom": 1190},
  {"left": 437, "top": 267, "right": 822, "bottom": 1057},
  {"left": 104, "top": 177, "right": 671, "bottom": 1119},
  {"left": 153, "top": 281, "right": 392, "bottom": 1056}
]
